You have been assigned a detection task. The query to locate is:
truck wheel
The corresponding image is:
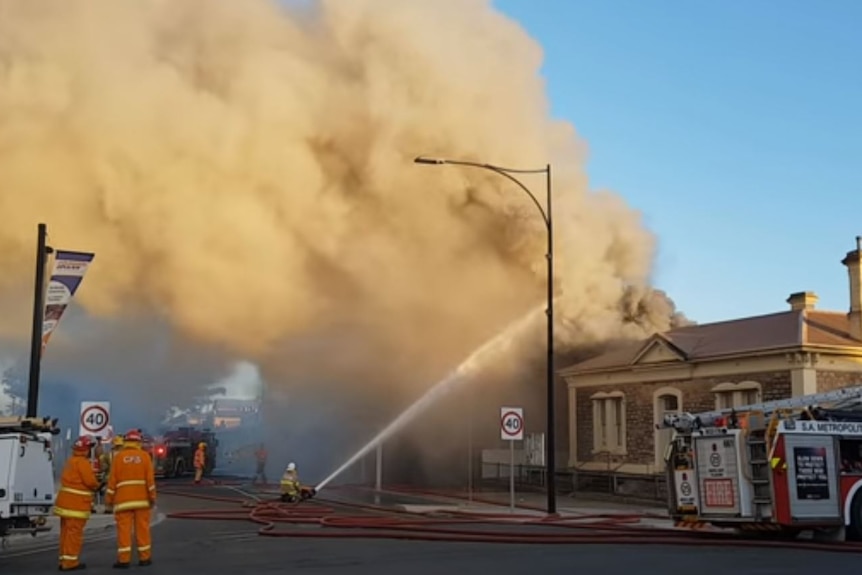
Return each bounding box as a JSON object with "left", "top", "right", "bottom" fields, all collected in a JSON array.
[{"left": 849, "top": 493, "right": 862, "bottom": 541}]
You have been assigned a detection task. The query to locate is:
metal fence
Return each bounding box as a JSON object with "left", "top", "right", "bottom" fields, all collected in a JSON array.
[{"left": 479, "top": 462, "right": 669, "bottom": 503}]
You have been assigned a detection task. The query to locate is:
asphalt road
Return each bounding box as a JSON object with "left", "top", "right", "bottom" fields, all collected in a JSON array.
[{"left": 2, "top": 482, "right": 861, "bottom": 575}]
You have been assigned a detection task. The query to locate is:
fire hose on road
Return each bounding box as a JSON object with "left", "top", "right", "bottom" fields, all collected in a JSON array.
[{"left": 158, "top": 485, "right": 862, "bottom": 552}]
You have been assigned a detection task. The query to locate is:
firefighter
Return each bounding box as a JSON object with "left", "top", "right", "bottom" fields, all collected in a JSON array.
[
  {"left": 53, "top": 436, "right": 102, "bottom": 571},
  {"left": 91, "top": 439, "right": 104, "bottom": 512},
  {"left": 106, "top": 429, "right": 156, "bottom": 569},
  {"left": 104, "top": 436, "right": 125, "bottom": 514},
  {"left": 280, "top": 462, "right": 301, "bottom": 503},
  {"left": 97, "top": 439, "right": 112, "bottom": 511},
  {"left": 193, "top": 442, "right": 206, "bottom": 484},
  {"left": 99, "top": 439, "right": 113, "bottom": 477},
  {"left": 253, "top": 443, "right": 268, "bottom": 485}
]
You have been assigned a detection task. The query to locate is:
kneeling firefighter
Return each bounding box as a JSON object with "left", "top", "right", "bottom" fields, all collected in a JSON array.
[{"left": 279, "top": 463, "right": 316, "bottom": 503}]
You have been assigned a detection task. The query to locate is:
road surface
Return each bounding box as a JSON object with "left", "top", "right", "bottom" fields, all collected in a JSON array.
[{"left": 2, "top": 482, "right": 859, "bottom": 574}]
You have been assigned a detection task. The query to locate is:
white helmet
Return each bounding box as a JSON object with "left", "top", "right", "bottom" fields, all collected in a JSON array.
[{"left": 286, "top": 462, "right": 296, "bottom": 472}]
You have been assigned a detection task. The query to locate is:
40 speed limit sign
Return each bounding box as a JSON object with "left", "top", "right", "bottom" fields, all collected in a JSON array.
[
  {"left": 500, "top": 407, "right": 524, "bottom": 441},
  {"left": 79, "top": 401, "right": 111, "bottom": 438}
]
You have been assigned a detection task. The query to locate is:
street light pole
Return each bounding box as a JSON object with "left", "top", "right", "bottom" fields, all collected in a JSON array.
[
  {"left": 26, "top": 223, "right": 53, "bottom": 418},
  {"left": 414, "top": 156, "right": 556, "bottom": 514}
]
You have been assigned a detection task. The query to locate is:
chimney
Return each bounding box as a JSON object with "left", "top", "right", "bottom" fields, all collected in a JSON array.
[
  {"left": 787, "top": 291, "right": 818, "bottom": 311},
  {"left": 841, "top": 236, "right": 862, "bottom": 341}
]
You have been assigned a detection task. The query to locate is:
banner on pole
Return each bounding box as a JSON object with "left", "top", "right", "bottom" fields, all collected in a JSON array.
[{"left": 42, "top": 250, "right": 95, "bottom": 354}]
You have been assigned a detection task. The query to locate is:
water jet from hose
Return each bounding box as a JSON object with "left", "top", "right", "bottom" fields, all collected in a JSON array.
[{"left": 314, "top": 304, "right": 545, "bottom": 493}]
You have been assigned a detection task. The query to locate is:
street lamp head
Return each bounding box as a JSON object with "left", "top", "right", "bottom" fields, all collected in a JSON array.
[{"left": 414, "top": 156, "right": 446, "bottom": 165}]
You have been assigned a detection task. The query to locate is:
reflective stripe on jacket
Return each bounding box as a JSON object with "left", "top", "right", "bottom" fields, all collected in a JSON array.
[
  {"left": 106, "top": 447, "right": 156, "bottom": 513},
  {"left": 53, "top": 454, "right": 100, "bottom": 520}
]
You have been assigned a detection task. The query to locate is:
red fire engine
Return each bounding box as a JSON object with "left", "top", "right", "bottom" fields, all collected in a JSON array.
[
  {"left": 144, "top": 427, "right": 219, "bottom": 479},
  {"left": 663, "top": 386, "right": 862, "bottom": 541}
]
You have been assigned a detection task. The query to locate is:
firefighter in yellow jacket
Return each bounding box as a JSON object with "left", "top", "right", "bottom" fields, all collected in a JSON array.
[
  {"left": 280, "top": 462, "right": 301, "bottom": 503},
  {"left": 106, "top": 429, "right": 156, "bottom": 568},
  {"left": 53, "top": 436, "right": 102, "bottom": 571},
  {"left": 193, "top": 442, "right": 206, "bottom": 484}
]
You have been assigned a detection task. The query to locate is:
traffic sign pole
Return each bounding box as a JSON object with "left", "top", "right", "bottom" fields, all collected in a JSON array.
[
  {"left": 500, "top": 407, "right": 524, "bottom": 513},
  {"left": 509, "top": 439, "right": 515, "bottom": 512}
]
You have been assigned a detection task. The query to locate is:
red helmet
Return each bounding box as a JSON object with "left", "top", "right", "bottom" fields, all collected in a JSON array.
[
  {"left": 124, "top": 429, "right": 142, "bottom": 443},
  {"left": 72, "top": 436, "right": 93, "bottom": 451}
]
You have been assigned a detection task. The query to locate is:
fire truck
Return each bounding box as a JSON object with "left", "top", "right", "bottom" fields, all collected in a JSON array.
[
  {"left": 662, "top": 386, "right": 862, "bottom": 540},
  {"left": 0, "top": 416, "right": 58, "bottom": 540},
  {"left": 145, "top": 427, "right": 219, "bottom": 479}
]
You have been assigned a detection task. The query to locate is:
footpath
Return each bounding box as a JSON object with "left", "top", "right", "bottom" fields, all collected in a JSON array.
[
  {"left": 384, "top": 488, "right": 682, "bottom": 531},
  {"left": 452, "top": 490, "right": 666, "bottom": 516}
]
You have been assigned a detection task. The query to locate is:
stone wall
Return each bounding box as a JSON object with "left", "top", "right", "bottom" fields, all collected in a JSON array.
[
  {"left": 574, "top": 371, "right": 792, "bottom": 467},
  {"left": 816, "top": 370, "right": 862, "bottom": 392}
]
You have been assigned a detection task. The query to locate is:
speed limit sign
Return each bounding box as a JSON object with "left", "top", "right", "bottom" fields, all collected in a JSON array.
[
  {"left": 79, "top": 401, "right": 111, "bottom": 438},
  {"left": 500, "top": 407, "right": 524, "bottom": 441}
]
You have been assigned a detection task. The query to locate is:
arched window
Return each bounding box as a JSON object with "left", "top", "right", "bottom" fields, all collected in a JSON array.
[
  {"left": 712, "top": 381, "right": 762, "bottom": 410},
  {"left": 590, "top": 391, "right": 626, "bottom": 455},
  {"left": 653, "top": 387, "right": 683, "bottom": 468}
]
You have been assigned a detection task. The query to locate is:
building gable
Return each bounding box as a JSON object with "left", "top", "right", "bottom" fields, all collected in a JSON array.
[{"left": 631, "top": 335, "right": 687, "bottom": 366}]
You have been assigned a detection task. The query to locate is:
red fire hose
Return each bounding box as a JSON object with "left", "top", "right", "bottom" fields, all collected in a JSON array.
[{"left": 158, "top": 485, "right": 862, "bottom": 552}]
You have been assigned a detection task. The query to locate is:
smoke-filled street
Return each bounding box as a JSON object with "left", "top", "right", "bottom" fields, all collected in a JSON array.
[
  {"left": 2, "top": 479, "right": 861, "bottom": 575},
  {"left": 3, "top": 0, "right": 862, "bottom": 570}
]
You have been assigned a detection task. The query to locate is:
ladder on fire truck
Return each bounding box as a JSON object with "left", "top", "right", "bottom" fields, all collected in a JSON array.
[
  {"left": 662, "top": 385, "right": 862, "bottom": 433},
  {"left": 662, "top": 385, "right": 862, "bottom": 520}
]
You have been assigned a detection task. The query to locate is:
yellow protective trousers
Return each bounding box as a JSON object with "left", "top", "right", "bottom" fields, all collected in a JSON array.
[{"left": 115, "top": 508, "right": 152, "bottom": 564}]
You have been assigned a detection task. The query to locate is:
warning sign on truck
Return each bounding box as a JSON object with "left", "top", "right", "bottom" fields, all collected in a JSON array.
[
  {"left": 793, "top": 446, "right": 830, "bottom": 501},
  {"left": 703, "top": 478, "right": 735, "bottom": 507},
  {"left": 673, "top": 470, "right": 698, "bottom": 508}
]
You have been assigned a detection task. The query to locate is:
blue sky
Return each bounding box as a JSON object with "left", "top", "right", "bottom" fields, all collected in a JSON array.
[{"left": 494, "top": 0, "right": 862, "bottom": 323}]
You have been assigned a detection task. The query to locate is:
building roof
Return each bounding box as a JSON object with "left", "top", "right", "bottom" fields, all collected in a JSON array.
[{"left": 561, "top": 309, "right": 862, "bottom": 375}]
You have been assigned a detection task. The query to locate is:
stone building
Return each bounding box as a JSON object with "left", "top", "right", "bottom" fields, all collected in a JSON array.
[{"left": 559, "top": 237, "right": 862, "bottom": 477}]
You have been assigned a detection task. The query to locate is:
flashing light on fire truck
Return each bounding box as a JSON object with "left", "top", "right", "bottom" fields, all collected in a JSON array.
[{"left": 661, "top": 385, "right": 862, "bottom": 541}]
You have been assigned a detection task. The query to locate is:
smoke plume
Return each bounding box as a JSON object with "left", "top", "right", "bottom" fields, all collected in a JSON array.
[{"left": 0, "top": 0, "right": 687, "bottom": 471}]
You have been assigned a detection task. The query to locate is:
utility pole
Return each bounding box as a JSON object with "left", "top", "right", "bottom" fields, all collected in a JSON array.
[{"left": 26, "top": 223, "right": 52, "bottom": 418}]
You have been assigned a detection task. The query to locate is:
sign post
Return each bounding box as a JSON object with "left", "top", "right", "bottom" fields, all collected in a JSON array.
[
  {"left": 79, "top": 401, "right": 111, "bottom": 439},
  {"left": 375, "top": 442, "right": 383, "bottom": 506},
  {"left": 500, "top": 407, "right": 524, "bottom": 513},
  {"left": 467, "top": 414, "right": 473, "bottom": 502},
  {"left": 376, "top": 442, "right": 383, "bottom": 491}
]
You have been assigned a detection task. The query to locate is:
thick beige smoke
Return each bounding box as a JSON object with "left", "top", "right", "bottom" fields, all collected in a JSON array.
[{"left": 0, "top": 0, "right": 685, "bottom": 402}]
